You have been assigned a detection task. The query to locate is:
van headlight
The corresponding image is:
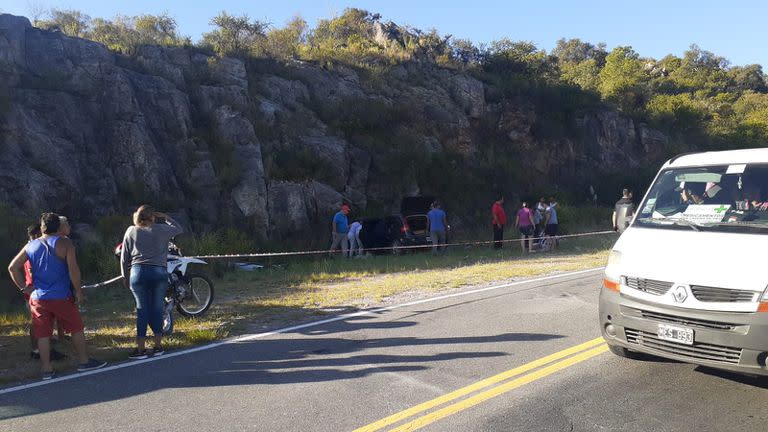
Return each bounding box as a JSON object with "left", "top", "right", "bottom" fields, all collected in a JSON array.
[
  {"left": 760, "top": 285, "right": 768, "bottom": 312},
  {"left": 604, "top": 250, "right": 623, "bottom": 282}
]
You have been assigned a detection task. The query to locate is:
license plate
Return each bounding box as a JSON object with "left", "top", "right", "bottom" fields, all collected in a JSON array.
[{"left": 657, "top": 323, "right": 694, "bottom": 345}]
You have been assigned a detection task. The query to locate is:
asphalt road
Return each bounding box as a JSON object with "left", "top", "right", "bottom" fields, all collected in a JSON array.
[{"left": 2, "top": 269, "right": 768, "bottom": 432}]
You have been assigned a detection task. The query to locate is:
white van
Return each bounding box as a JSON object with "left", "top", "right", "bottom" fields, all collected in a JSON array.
[{"left": 600, "top": 148, "right": 768, "bottom": 375}]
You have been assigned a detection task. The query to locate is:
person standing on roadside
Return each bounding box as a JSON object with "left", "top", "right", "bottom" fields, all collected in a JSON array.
[
  {"left": 536, "top": 197, "right": 548, "bottom": 237},
  {"left": 330, "top": 204, "right": 350, "bottom": 257},
  {"left": 427, "top": 201, "right": 448, "bottom": 254},
  {"left": 8, "top": 213, "right": 106, "bottom": 380},
  {"left": 514, "top": 201, "right": 536, "bottom": 253},
  {"left": 492, "top": 196, "right": 507, "bottom": 249},
  {"left": 545, "top": 197, "right": 559, "bottom": 250},
  {"left": 120, "top": 205, "right": 183, "bottom": 359},
  {"left": 347, "top": 220, "right": 364, "bottom": 257},
  {"left": 58, "top": 216, "right": 71, "bottom": 237},
  {"left": 23, "top": 225, "right": 66, "bottom": 362},
  {"left": 613, "top": 189, "right": 635, "bottom": 233}
]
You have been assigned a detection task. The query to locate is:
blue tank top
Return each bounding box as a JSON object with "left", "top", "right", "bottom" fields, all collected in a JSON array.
[{"left": 25, "top": 236, "right": 72, "bottom": 300}]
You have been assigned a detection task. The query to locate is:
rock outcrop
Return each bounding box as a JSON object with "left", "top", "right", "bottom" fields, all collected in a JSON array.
[{"left": 0, "top": 14, "right": 669, "bottom": 242}]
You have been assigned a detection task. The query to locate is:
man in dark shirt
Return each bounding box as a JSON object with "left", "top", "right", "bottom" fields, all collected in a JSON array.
[{"left": 612, "top": 189, "right": 635, "bottom": 233}]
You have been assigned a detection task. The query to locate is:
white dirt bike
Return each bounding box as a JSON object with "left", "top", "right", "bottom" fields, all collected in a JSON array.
[{"left": 115, "top": 241, "right": 214, "bottom": 335}]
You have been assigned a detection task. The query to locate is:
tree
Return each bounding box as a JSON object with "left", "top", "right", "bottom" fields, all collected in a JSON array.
[
  {"left": 88, "top": 14, "right": 188, "bottom": 55},
  {"left": 598, "top": 46, "right": 647, "bottom": 112},
  {"left": 27, "top": 0, "right": 48, "bottom": 26},
  {"left": 133, "top": 13, "right": 189, "bottom": 46},
  {"left": 450, "top": 38, "right": 481, "bottom": 67},
  {"left": 89, "top": 17, "right": 127, "bottom": 52},
  {"left": 306, "top": 8, "right": 388, "bottom": 64},
  {"left": 263, "top": 16, "right": 308, "bottom": 60},
  {"left": 669, "top": 44, "right": 732, "bottom": 94},
  {"left": 201, "top": 11, "right": 268, "bottom": 57},
  {"left": 728, "top": 65, "right": 767, "bottom": 93},
  {"left": 415, "top": 28, "right": 451, "bottom": 63},
  {"left": 646, "top": 93, "right": 707, "bottom": 134},
  {"left": 310, "top": 8, "right": 377, "bottom": 47},
  {"left": 560, "top": 59, "right": 600, "bottom": 91},
  {"left": 36, "top": 9, "right": 91, "bottom": 38},
  {"left": 552, "top": 38, "right": 607, "bottom": 66},
  {"left": 485, "top": 39, "right": 552, "bottom": 76}
]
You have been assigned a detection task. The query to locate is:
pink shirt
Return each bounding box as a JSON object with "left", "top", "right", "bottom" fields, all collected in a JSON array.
[{"left": 517, "top": 208, "right": 533, "bottom": 227}]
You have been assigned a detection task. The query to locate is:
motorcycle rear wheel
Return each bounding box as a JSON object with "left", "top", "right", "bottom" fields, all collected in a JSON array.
[
  {"left": 176, "top": 274, "right": 214, "bottom": 317},
  {"left": 162, "top": 302, "right": 175, "bottom": 335}
]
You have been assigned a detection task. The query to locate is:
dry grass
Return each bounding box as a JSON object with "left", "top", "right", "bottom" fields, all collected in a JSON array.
[{"left": 0, "top": 234, "right": 613, "bottom": 385}]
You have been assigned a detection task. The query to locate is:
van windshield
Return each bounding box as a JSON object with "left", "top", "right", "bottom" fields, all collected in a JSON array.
[{"left": 635, "top": 163, "right": 768, "bottom": 234}]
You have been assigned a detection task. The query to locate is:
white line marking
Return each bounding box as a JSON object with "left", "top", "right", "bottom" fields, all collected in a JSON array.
[{"left": 0, "top": 267, "right": 604, "bottom": 395}]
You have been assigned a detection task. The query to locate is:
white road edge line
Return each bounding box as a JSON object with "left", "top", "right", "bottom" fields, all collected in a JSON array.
[{"left": 0, "top": 266, "right": 605, "bottom": 396}]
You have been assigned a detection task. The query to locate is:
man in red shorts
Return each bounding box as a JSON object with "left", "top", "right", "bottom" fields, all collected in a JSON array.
[
  {"left": 24, "top": 224, "right": 66, "bottom": 361},
  {"left": 9, "top": 213, "right": 106, "bottom": 380}
]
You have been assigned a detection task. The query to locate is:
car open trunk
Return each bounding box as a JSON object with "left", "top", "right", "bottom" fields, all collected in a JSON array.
[
  {"left": 400, "top": 196, "right": 434, "bottom": 217},
  {"left": 404, "top": 215, "right": 429, "bottom": 235},
  {"left": 401, "top": 196, "right": 434, "bottom": 236}
]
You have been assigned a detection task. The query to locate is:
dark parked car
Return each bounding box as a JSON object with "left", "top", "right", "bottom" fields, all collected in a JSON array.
[{"left": 358, "top": 196, "right": 436, "bottom": 254}]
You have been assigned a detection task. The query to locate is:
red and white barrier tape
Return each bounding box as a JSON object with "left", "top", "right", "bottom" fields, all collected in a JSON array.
[
  {"left": 81, "top": 229, "right": 615, "bottom": 289},
  {"left": 191, "top": 229, "right": 616, "bottom": 259}
]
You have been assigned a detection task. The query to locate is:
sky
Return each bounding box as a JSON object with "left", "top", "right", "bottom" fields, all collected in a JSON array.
[{"left": 2, "top": 0, "right": 767, "bottom": 68}]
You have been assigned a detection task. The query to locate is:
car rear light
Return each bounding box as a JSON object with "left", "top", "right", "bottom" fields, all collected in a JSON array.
[
  {"left": 401, "top": 221, "right": 409, "bottom": 233},
  {"left": 603, "top": 278, "right": 620, "bottom": 293}
]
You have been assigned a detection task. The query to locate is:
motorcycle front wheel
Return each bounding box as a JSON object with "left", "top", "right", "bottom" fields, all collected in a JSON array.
[{"left": 176, "top": 274, "right": 214, "bottom": 317}]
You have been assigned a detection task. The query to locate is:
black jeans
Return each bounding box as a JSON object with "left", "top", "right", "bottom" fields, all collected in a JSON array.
[{"left": 493, "top": 224, "right": 504, "bottom": 249}]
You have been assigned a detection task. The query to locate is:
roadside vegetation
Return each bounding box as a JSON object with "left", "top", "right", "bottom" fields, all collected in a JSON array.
[{"left": 0, "top": 233, "right": 614, "bottom": 385}]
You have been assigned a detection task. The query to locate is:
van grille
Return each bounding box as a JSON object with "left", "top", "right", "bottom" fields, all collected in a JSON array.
[
  {"left": 624, "top": 277, "right": 672, "bottom": 296},
  {"left": 625, "top": 329, "right": 742, "bottom": 364},
  {"left": 628, "top": 308, "right": 736, "bottom": 330},
  {"left": 690, "top": 285, "right": 759, "bottom": 303}
]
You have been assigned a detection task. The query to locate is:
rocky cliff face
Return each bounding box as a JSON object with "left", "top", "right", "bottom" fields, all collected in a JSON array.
[{"left": 0, "top": 14, "right": 668, "bottom": 241}]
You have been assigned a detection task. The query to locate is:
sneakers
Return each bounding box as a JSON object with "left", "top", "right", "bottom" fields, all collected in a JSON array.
[
  {"left": 150, "top": 346, "right": 165, "bottom": 357},
  {"left": 41, "top": 371, "right": 56, "bottom": 381},
  {"left": 128, "top": 349, "right": 149, "bottom": 360},
  {"left": 77, "top": 358, "right": 107, "bottom": 372}
]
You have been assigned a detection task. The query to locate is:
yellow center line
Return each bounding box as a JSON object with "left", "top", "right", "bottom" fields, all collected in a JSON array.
[
  {"left": 390, "top": 344, "right": 609, "bottom": 432},
  {"left": 352, "top": 337, "right": 605, "bottom": 432}
]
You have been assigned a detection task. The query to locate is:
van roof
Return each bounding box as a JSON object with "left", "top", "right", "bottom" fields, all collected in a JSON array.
[{"left": 665, "top": 148, "right": 768, "bottom": 168}]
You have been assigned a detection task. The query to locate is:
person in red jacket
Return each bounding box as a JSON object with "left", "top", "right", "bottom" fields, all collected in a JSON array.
[{"left": 491, "top": 196, "right": 507, "bottom": 249}]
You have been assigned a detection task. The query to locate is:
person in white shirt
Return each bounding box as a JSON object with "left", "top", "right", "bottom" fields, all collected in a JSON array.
[{"left": 347, "top": 221, "right": 364, "bottom": 257}]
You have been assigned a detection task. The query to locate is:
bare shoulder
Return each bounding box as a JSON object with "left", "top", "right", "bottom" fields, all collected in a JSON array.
[{"left": 57, "top": 236, "right": 75, "bottom": 250}]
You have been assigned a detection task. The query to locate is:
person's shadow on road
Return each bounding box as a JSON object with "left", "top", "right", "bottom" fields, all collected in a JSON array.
[{"left": 0, "top": 315, "right": 565, "bottom": 421}]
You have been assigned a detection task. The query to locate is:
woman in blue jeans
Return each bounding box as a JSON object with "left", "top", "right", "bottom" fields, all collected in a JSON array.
[{"left": 120, "top": 205, "right": 183, "bottom": 359}]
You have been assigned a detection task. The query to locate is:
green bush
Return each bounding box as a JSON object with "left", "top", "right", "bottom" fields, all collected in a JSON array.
[
  {"left": 200, "top": 11, "right": 268, "bottom": 57},
  {"left": 556, "top": 204, "right": 613, "bottom": 233}
]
